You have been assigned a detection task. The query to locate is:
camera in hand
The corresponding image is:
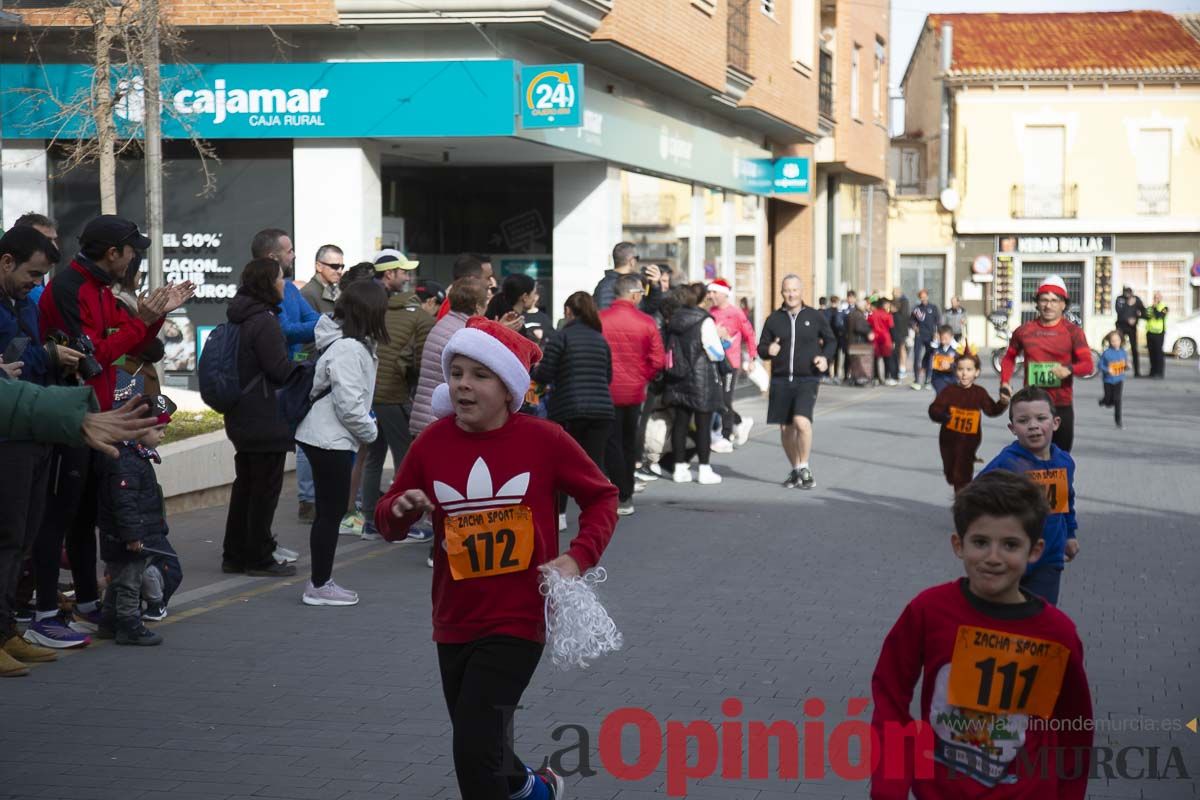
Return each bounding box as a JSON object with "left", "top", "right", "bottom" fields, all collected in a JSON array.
[{"left": 49, "top": 331, "right": 104, "bottom": 380}]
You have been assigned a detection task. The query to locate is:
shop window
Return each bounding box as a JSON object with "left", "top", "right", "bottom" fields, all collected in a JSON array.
[
  {"left": 1118, "top": 259, "right": 1188, "bottom": 319},
  {"left": 620, "top": 171, "right": 691, "bottom": 280},
  {"left": 899, "top": 254, "right": 945, "bottom": 308}
]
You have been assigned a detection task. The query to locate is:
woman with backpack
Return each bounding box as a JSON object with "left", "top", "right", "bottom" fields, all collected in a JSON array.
[
  {"left": 294, "top": 281, "right": 389, "bottom": 606},
  {"left": 662, "top": 284, "right": 726, "bottom": 485},
  {"left": 220, "top": 258, "right": 299, "bottom": 577}
]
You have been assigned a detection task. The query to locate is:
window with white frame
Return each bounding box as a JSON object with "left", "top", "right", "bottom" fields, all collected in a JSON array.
[
  {"left": 1136, "top": 129, "right": 1171, "bottom": 215},
  {"left": 791, "top": 0, "right": 814, "bottom": 68},
  {"left": 850, "top": 44, "right": 861, "bottom": 120},
  {"left": 873, "top": 40, "right": 885, "bottom": 122}
]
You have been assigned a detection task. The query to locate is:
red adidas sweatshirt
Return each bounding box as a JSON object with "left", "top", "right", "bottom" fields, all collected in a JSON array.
[
  {"left": 376, "top": 412, "right": 618, "bottom": 644},
  {"left": 871, "top": 580, "right": 1093, "bottom": 800},
  {"left": 999, "top": 319, "right": 1092, "bottom": 408}
]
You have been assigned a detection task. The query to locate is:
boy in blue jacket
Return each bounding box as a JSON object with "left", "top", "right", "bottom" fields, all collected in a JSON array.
[
  {"left": 1097, "top": 330, "right": 1130, "bottom": 428},
  {"left": 978, "top": 386, "right": 1079, "bottom": 605}
]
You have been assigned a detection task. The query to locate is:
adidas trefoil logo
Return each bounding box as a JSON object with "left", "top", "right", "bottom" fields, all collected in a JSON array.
[{"left": 434, "top": 457, "right": 530, "bottom": 515}]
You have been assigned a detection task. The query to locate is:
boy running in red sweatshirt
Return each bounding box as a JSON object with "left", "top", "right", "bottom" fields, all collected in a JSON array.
[
  {"left": 928, "top": 352, "right": 1008, "bottom": 492},
  {"left": 376, "top": 317, "right": 618, "bottom": 800},
  {"left": 870, "top": 471, "right": 1093, "bottom": 800}
]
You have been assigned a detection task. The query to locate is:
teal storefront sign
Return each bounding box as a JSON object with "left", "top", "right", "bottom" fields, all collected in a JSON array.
[
  {"left": 772, "top": 157, "right": 810, "bottom": 193},
  {"left": 0, "top": 61, "right": 520, "bottom": 139},
  {"left": 519, "top": 64, "right": 583, "bottom": 129}
]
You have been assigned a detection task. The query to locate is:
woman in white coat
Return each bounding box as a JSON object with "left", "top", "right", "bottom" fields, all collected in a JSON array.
[{"left": 295, "top": 281, "right": 389, "bottom": 606}]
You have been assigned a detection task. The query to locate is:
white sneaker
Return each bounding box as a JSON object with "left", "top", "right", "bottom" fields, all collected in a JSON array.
[
  {"left": 710, "top": 437, "right": 734, "bottom": 454},
  {"left": 633, "top": 481, "right": 647, "bottom": 494},
  {"left": 648, "top": 463, "right": 664, "bottom": 477},
  {"left": 884, "top": 379, "right": 899, "bottom": 387},
  {"left": 697, "top": 464, "right": 723, "bottom": 484},
  {"left": 302, "top": 580, "right": 359, "bottom": 607},
  {"left": 558, "top": 513, "right": 567, "bottom": 532},
  {"left": 617, "top": 501, "right": 635, "bottom": 516},
  {"left": 733, "top": 417, "right": 754, "bottom": 446},
  {"left": 672, "top": 464, "right": 692, "bottom": 483},
  {"left": 273, "top": 546, "right": 299, "bottom": 563}
]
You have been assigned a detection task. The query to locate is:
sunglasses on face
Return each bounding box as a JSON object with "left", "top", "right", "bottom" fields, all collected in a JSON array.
[{"left": 317, "top": 260, "right": 344, "bottom": 271}]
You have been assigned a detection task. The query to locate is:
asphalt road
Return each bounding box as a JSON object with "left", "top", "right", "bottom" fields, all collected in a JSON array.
[{"left": 3, "top": 361, "right": 1198, "bottom": 800}]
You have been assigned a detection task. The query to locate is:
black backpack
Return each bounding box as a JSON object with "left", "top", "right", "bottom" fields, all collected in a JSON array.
[
  {"left": 276, "top": 346, "right": 332, "bottom": 432},
  {"left": 198, "top": 322, "right": 261, "bottom": 412}
]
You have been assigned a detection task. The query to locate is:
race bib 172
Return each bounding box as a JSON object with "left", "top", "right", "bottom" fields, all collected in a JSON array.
[{"left": 443, "top": 505, "right": 535, "bottom": 581}]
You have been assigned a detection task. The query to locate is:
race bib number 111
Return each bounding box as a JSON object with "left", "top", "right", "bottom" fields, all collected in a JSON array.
[{"left": 948, "top": 625, "right": 1070, "bottom": 719}]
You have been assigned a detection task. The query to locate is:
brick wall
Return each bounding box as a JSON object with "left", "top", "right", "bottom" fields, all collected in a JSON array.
[
  {"left": 742, "top": 0, "right": 819, "bottom": 136},
  {"left": 591, "top": 0, "right": 728, "bottom": 92},
  {"left": 772, "top": 199, "right": 815, "bottom": 303},
  {"left": 14, "top": 0, "right": 337, "bottom": 29},
  {"left": 833, "top": 0, "right": 888, "bottom": 181}
]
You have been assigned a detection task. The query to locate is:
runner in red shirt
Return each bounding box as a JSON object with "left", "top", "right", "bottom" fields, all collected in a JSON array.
[{"left": 998, "top": 276, "right": 1092, "bottom": 451}]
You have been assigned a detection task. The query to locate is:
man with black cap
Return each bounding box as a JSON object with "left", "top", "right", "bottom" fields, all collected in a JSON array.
[
  {"left": 413, "top": 279, "right": 445, "bottom": 317},
  {"left": 24, "top": 215, "right": 193, "bottom": 650}
]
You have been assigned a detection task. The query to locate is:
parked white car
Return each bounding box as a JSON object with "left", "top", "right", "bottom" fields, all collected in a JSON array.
[{"left": 1163, "top": 310, "right": 1200, "bottom": 359}]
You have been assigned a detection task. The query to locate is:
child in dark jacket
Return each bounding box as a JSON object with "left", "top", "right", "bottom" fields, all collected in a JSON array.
[
  {"left": 928, "top": 352, "right": 1008, "bottom": 492},
  {"left": 928, "top": 325, "right": 961, "bottom": 395},
  {"left": 96, "top": 396, "right": 176, "bottom": 646}
]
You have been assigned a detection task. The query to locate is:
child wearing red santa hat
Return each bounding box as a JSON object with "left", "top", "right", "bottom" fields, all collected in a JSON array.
[{"left": 376, "top": 317, "right": 618, "bottom": 800}]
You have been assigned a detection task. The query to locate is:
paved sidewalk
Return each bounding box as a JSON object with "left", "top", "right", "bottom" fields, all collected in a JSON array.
[{"left": 2, "top": 364, "right": 1198, "bottom": 799}]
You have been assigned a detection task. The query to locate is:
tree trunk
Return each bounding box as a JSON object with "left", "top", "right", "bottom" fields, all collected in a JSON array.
[
  {"left": 143, "top": 0, "right": 164, "bottom": 290},
  {"left": 93, "top": 14, "right": 117, "bottom": 214}
]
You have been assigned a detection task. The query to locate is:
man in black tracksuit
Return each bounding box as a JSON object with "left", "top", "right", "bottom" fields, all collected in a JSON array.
[{"left": 757, "top": 275, "right": 836, "bottom": 490}]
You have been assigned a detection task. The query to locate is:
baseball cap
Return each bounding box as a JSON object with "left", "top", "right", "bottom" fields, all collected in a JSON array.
[
  {"left": 80, "top": 215, "right": 152, "bottom": 251},
  {"left": 414, "top": 279, "right": 445, "bottom": 304},
  {"left": 373, "top": 248, "right": 419, "bottom": 272}
]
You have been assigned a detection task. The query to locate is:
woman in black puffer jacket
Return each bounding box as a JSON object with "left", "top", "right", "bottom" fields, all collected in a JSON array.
[
  {"left": 662, "top": 285, "right": 725, "bottom": 485},
  {"left": 531, "top": 291, "right": 613, "bottom": 467},
  {"left": 220, "top": 258, "right": 298, "bottom": 578}
]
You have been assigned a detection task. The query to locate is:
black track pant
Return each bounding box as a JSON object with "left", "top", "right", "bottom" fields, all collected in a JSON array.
[{"left": 438, "top": 636, "right": 544, "bottom": 799}]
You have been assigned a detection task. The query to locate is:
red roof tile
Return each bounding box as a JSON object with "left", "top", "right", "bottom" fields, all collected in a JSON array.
[{"left": 926, "top": 11, "right": 1200, "bottom": 77}]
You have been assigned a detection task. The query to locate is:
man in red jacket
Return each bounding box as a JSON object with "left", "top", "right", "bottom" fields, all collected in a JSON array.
[
  {"left": 600, "top": 274, "right": 665, "bottom": 515},
  {"left": 998, "top": 275, "right": 1092, "bottom": 451},
  {"left": 26, "top": 216, "right": 191, "bottom": 647}
]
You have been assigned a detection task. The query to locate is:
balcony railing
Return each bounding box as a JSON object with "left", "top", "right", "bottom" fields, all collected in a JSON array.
[
  {"left": 727, "top": 0, "right": 750, "bottom": 72},
  {"left": 1011, "top": 183, "right": 1078, "bottom": 219},
  {"left": 1137, "top": 183, "right": 1169, "bottom": 215},
  {"left": 819, "top": 50, "right": 834, "bottom": 122}
]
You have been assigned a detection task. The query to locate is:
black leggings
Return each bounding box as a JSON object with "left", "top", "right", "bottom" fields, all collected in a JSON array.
[
  {"left": 1052, "top": 405, "right": 1075, "bottom": 452},
  {"left": 300, "top": 444, "right": 354, "bottom": 587},
  {"left": 672, "top": 408, "right": 714, "bottom": 465},
  {"left": 438, "top": 636, "right": 544, "bottom": 799},
  {"left": 33, "top": 446, "right": 99, "bottom": 611},
  {"left": 1101, "top": 383, "right": 1123, "bottom": 426},
  {"left": 560, "top": 418, "right": 608, "bottom": 513}
]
